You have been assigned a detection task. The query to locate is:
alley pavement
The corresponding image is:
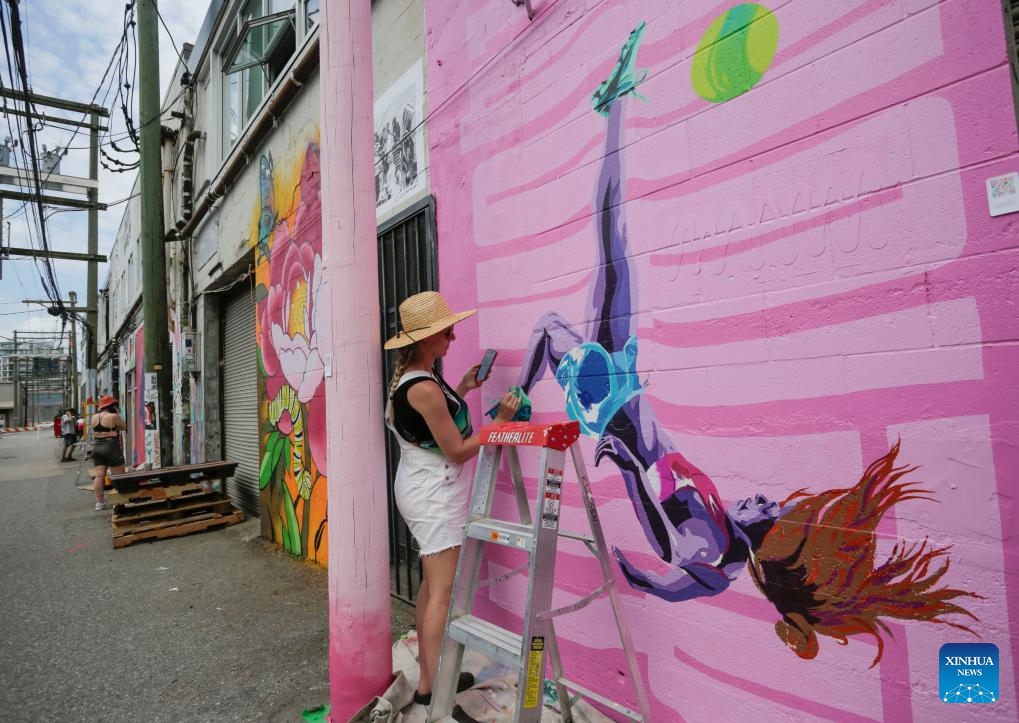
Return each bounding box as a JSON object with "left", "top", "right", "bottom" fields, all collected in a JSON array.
[{"left": 0, "top": 433, "right": 330, "bottom": 722}]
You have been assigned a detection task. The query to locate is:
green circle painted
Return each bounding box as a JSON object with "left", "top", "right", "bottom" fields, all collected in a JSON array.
[{"left": 691, "top": 4, "right": 779, "bottom": 103}]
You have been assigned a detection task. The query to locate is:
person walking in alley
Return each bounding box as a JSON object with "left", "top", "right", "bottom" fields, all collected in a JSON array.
[
  {"left": 384, "top": 291, "right": 519, "bottom": 718},
  {"left": 90, "top": 395, "right": 126, "bottom": 511},
  {"left": 60, "top": 409, "right": 77, "bottom": 462}
]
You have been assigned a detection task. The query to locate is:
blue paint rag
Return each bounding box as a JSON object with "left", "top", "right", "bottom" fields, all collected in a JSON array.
[{"left": 486, "top": 386, "right": 532, "bottom": 422}]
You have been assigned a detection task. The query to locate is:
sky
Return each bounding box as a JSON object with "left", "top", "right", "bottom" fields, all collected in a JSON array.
[{"left": 0, "top": 0, "right": 210, "bottom": 349}]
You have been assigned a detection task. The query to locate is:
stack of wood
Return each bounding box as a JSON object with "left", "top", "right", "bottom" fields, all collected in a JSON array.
[{"left": 111, "top": 483, "right": 245, "bottom": 549}]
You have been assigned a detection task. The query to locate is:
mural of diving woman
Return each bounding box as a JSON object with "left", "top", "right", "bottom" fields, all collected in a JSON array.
[{"left": 516, "top": 23, "right": 979, "bottom": 666}]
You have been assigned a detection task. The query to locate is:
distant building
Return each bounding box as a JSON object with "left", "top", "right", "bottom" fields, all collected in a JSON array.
[{"left": 0, "top": 339, "right": 69, "bottom": 424}]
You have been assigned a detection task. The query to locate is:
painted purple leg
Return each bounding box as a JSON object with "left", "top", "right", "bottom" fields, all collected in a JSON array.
[
  {"left": 517, "top": 312, "right": 584, "bottom": 394},
  {"left": 588, "top": 100, "right": 636, "bottom": 354}
]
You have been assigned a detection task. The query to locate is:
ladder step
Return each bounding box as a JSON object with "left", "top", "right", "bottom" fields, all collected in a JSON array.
[
  {"left": 466, "top": 518, "right": 534, "bottom": 551},
  {"left": 558, "top": 677, "right": 643, "bottom": 722},
  {"left": 447, "top": 614, "right": 523, "bottom": 671},
  {"left": 558, "top": 528, "right": 595, "bottom": 546},
  {"left": 467, "top": 518, "right": 596, "bottom": 551}
]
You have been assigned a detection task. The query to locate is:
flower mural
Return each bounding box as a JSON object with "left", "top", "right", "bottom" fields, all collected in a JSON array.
[{"left": 254, "top": 141, "right": 329, "bottom": 563}]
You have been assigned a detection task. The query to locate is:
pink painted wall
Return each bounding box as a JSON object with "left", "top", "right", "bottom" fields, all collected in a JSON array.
[
  {"left": 134, "top": 325, "right": 145, "bottom": 467},
  {"left": 425, "top": 1, "right": 1019, "bottom": 720}
]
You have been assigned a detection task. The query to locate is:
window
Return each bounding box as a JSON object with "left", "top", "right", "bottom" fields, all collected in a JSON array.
[
  {"left": 220, "top": 0, "right": 318, "bottom": 151},
  {"left": 305, "top": 0, "right": 319, "bottom": 30}
]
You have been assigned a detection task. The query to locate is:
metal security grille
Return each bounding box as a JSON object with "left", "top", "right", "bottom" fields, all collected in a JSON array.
[
  {"left": 221, "top": 284, "right": 261, "bottom": 518},
  {"left": 1008, "top": 1, "right": 1019, "bottom": 125},
  {"left": 1010, "top": 1, "right": 1019, "bottom": 53},
  {"left": 378, "top": 197, "right": 438, "bottom": 605}
]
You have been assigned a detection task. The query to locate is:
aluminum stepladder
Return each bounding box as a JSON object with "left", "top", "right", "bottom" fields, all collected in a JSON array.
[{"left": 429, "top": 420, "right": 651, "bottom": 722}]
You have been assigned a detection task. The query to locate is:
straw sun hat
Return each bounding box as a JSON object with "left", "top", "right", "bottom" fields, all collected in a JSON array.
[{"left": 383, "top": 291, "right": 476, "bottom": 350}]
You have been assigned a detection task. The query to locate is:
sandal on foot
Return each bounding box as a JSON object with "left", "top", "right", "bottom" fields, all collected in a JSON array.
[
  {"left": 456, "top": 671, "right": 475, "bottom": 692},
  {"left": 413, "top": 672, "right": 476, "bottom": 706},
  {"left": 452, "top": 705, "right": 482, "bottom": 723}
]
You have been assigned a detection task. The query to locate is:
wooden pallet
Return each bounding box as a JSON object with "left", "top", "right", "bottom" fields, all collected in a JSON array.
[{"left": 111, "top": 485, "right": 245, "bottom": 548}]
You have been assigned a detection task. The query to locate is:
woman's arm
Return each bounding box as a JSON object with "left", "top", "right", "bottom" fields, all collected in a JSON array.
[
  {"left": 408, "top": 382, "right": 520, "bottom": 465},
  {"left": 455, "top": 364, "right": 483, "bottom": 398}
]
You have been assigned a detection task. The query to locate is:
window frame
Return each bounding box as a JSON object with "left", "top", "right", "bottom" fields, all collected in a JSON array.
[
  {"left": 216, "top": 0, "right": 319, "bottom": 154},
  {"left": 223, "top": 9, "right": 296, "bottom": 75}
]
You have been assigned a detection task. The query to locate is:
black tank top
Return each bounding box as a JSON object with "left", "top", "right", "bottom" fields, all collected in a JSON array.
[
  {"left": 93, "top": 413, "right": 119, "bottom": 434},
  {"left": 391, "top": 373, "right": 471, "bottom": 449}
]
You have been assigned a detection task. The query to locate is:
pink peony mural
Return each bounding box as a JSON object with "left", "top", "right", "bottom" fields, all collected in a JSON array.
[{"left": 254, "top": 141, "right": 329, "bottom": 563}]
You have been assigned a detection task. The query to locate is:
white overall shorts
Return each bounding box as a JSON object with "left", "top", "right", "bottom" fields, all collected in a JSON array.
[{"left": 390, "top": 371, "right": 470, "bottom": 556}]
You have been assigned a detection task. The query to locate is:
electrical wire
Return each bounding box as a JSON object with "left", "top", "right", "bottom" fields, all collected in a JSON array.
[
  {"left": 1, "top": 1, "right": 62, "bottom": 311},
  {"left": 154, "top": 4, "right": 186, "bottom": 69},
  {"left": 0, "top": 2, "right": 144, "bottom": 340}
]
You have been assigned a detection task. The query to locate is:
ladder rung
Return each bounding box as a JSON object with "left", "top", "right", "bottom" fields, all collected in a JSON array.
[
  {"left": 447, "top": 614, "right": 523, "bottom": 671},
  {"left": 557, "top": 528, "right": 595, "bottom": 545},
  {"left": 466, "top": 518, "right": 534, "bottom": 551},
  {"left": 558, "top": 677, "right": 643, "bottom": 721},
  {"left": 537, "top": 581, "right": 610, "bottom": 622},
  {"left": 477, "top": 562, "right": 529, "bottom": 588}
]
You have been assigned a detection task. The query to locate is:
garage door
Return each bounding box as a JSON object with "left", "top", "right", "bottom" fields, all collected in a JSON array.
[{"left": 222, "top": 286, "right": 260, "bottom": 517}]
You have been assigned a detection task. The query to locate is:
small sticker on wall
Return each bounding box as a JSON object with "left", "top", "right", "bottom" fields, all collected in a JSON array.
[{"left": 986, "top": 172, "right": 1019, "bottom": 216}]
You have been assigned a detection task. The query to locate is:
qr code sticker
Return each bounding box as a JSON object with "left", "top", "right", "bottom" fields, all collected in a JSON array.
[{"left": 990, "top": 176, "right": 1016, "bottom": 199}]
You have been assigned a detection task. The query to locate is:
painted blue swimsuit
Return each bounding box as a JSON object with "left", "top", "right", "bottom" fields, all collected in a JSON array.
[{"left": 556, "top": 335, "right": 642, "bottom": 437}]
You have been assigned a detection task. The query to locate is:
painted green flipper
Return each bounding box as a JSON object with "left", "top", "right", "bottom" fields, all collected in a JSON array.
[{"left": 592, "top": 22, "right": 648, "bottom": 115}]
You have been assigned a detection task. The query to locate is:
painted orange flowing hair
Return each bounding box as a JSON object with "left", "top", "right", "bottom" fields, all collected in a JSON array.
[{"left": 748, "top": 440, "right": 979, "bottom": 667}]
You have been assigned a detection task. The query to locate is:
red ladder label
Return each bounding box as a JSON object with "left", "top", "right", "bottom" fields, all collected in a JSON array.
[{"left": 479, "top": 421, "right": 580, "bottom": 450}]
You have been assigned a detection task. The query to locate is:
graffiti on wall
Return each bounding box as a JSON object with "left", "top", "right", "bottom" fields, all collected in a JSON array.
[
  {"left": 190, "top": 378, "right": 204, "bottom": 464},
  {"left": 428, "top": 0, "right": 1018, "bottom": 718},
  {"left": 519, "top": 20, "right": 978, "bottom": 667},
  {"left": 133, "top": 326, "right": 144, "bottom": 467},
  {"left": 253, "top": 141, "right": 329, "bottom": 563}
]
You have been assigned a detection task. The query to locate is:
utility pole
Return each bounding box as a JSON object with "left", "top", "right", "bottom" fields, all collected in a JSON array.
[
  {"left": 28, "top": 356, "right": 34, "bottom": 425},
  {"left": 12, "top": 331, "right": 18, "bottom": 427},
  {"left": 68, "top": 290, "right": 78, "bottom": 410},
  {"left": 86, "top": 110, "right": 99, "bottom": 410},
  {"left": 138, "top": 0, "right": 172, "bottom": 465},
  {"left": 321, "top": 2, "right": 392, "bottom": 717},
  {"left": 0, "top": 88, "right": 108, "bottom": 411}
]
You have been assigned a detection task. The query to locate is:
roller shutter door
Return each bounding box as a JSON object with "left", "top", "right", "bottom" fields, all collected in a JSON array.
[{"left": 222, "top": 287, "right": 260, "bottom": 517}]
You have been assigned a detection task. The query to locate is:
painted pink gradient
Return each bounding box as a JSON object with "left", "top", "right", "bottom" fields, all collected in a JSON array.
[{"left": 427, "top": 0, "right": 1019, "bottom": 720}]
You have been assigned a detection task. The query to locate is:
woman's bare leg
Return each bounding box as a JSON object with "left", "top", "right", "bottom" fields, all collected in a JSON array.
[
  {"left": 416, "top": 546, "right": 460, "bottom": 695},
  {"left": 93, "top": 464, "right": 108, "bottom": 504},
  {"left": 414, "top": 575, "right": 431, "bottom": 689}
]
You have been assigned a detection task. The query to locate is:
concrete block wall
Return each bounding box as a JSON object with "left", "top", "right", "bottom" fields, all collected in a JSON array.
[{"left": 424, "top": 1, "right": 1019, "bottom": 719}]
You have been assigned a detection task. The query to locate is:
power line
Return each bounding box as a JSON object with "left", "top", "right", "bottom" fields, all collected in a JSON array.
[
  {"left": 154, "top": 4, "right": 185, "bottom": 68},
  {"left": 1, "top": 0, "right": 62, "bottom": 311}
]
